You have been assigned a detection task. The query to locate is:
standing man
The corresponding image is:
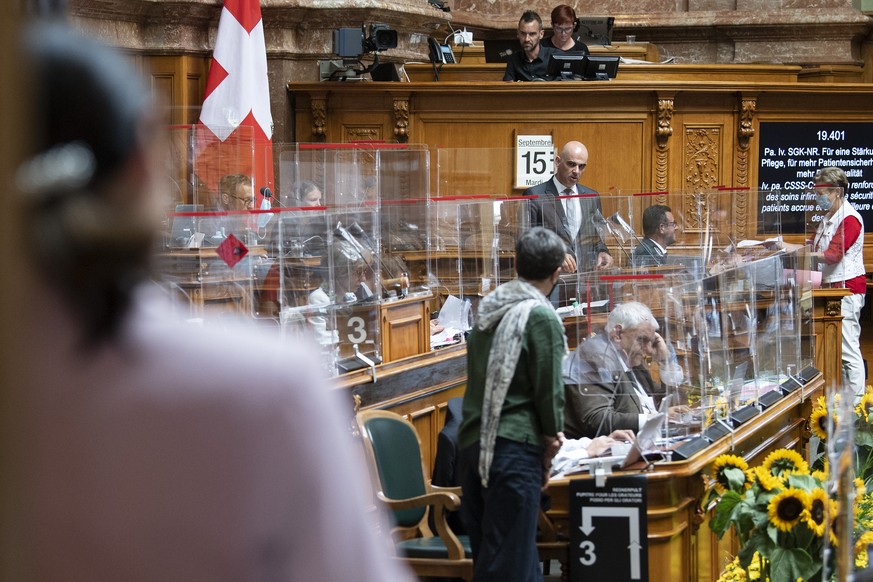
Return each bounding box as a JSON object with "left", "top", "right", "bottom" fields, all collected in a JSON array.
[
  {"left": 526, "top": 140, "right": 613, "bottom": 275},
  {"left": 503, "top": 10, "right": 555, "bottom": 82},
  {"left": 812, "top": 167, "right": 866, "bottom": 395},
  {"left": 458, "top": 227, "right": 567, "bottom": 581},
  {"left": 630, "top": 204, "right": 678, "bottom": 267}
]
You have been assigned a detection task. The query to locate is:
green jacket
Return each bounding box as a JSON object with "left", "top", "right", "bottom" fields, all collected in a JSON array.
[{"left": 458, "top": 305, "right": 565, "bottom": 450}]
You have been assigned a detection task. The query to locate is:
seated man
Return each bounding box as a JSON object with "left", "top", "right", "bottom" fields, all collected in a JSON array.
[
  {"left": 504, "top": 10, "right": 556, "bottom": 82},
  {"left": 563, "top": 301, "right": 689, "bottom": 438},
  {"left": 630, "top": 204, "right": 678, "bottom": 268}
]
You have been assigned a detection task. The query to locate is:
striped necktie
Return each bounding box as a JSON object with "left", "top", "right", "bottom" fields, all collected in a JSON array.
[{"left": 563, "top": 188, "right": 580, "bottom": 238}]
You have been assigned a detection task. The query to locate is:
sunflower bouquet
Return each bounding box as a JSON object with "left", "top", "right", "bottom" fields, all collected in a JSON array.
[
  {"left": 708, "top": 450, "right": 835, "bottom": 582},
  {"left": 709, "top": 387, "right": 873, "bottom": 582},
  {"left": 810, "top": 389, "right": 873, "bottom": 487}
]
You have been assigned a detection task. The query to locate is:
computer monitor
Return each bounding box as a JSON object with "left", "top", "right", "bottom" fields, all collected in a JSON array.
[
  {"left": 547, "top": 53, "right": 619, "bottom": 81},
  {"left": 546, "top": 51, "right": 587, "bottom": 80},
  {"left": 581, "top": 55, "right": 620, "bottom": 80},
  {"left": 574, "top": 16, "right": 615, "bottom": 46}
]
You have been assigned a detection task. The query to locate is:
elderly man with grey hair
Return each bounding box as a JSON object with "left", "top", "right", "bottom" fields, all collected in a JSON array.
[{"left": 563, "top": 301, "right": 689, "bottom": 439}]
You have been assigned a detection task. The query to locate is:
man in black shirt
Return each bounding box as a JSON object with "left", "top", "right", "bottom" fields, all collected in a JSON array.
[{"left": 503, "top": 10, "right": 555, "bottom": 82}]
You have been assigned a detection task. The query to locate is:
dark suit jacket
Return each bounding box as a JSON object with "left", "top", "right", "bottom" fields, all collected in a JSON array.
[
  {"left": 563, "top": 333, "right": 664, "bottom": 438},
  {"left": 630, "top": 237, "right": 667, "bottom": 267},
  {"left": 525, "top": 177, "right": 610, "bottom": 272}
]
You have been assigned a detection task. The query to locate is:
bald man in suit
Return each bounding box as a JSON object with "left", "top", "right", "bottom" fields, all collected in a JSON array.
[{"left": 524, "top": 141, "right": 612, "bottom": 275}]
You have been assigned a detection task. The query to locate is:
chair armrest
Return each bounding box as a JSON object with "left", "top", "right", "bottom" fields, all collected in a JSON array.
[
  {"left": 377, "top": 489, "right": 461, "bottom": 513},
  {"left": 377, "top": 490, "right": 467, "bottom": 560},
  {"left": 428, "top": 482, "right": 463, "bottom": 497}
]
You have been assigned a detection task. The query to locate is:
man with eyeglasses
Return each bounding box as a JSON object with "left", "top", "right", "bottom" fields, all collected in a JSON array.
[
  {"left": 540, "top": 4, "right": 589, "bottom": 54},
  {"left": 630, "top": 204, "right": 678, "bottom": 267},
  {"left": 218, "top": 173, "right": 254, "bottom": 210},
  {"left": 503, "top": 10, "right": 555, "bottom": 82}
]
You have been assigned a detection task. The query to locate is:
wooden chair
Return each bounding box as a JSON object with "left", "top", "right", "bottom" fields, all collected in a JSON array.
[{"left": 356, "top": 409, "right": 473, "bottom": 581}]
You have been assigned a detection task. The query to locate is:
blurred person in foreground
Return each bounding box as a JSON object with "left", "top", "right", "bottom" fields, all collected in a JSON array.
[
  {"left": 811, "top": 167, "right": 866, "bottom": 396},
  {"left": 15, "top": 22, "right": 413, "bottom": 582}
]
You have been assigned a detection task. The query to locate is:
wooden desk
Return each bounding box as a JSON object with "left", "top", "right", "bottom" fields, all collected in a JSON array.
[
  {"left": 545, "top": 374, "right": 823, "bottom": 582},
  {"left": 154, "top": 246, "right": 270, "bottom": 318}
]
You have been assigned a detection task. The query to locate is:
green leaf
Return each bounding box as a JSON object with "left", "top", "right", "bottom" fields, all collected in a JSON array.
[
  {"left": 856, "top": 433, "right": 873, "bottom": 448},
  {"left": 724, "top": 467, "right": 747, "bottom": 492},
  {"left": 738, "top": 529, "right": 774, "bottom": 569},
  {"left": 710, "top": 490, "right": 743, "bottom": 537},
  {"left": 785, "top": 474, "right": 817, "bottom": 491},
  {"left": 769, "top": 547, "right": 818, "bottom": 582}
]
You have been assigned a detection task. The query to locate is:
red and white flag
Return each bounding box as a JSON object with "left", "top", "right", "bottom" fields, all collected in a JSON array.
[{"left": 197, "top": 0, "right": 273, "bottom": 206}]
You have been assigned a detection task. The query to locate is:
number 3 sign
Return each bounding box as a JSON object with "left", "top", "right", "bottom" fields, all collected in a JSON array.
[{"left": 515, "top": 134, "right": 554, "bottom": 189}]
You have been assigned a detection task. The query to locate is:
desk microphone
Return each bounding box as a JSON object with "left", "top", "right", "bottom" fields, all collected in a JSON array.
[{"left": 498, "top": 48, "right": 513, "bottom": 58}]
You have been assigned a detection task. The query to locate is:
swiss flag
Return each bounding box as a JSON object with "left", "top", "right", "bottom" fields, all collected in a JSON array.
[{"left": 197, "top": 0, "right": 273, "bottom": 206}]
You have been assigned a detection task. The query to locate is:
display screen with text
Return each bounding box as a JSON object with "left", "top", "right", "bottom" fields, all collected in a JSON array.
[{"left": 757, "top": 122, "right": 873, "bottom": 235}]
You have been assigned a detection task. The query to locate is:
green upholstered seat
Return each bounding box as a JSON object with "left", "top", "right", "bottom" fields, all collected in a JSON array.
[{"left": 357, "top": 409, "right": 473, "bottom": 581}]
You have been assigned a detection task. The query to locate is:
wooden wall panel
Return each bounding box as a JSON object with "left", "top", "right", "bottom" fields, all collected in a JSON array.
[
  {"left": 287, "top": 77, "right": 873, "bottom": 252},
  {"left": 147, "top": 55, "right": 209, "bottom": 125}
]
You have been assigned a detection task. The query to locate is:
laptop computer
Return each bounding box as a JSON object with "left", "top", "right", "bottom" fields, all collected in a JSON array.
[
  {"left": 557, "top": 413, "right": 667, "bottom": 475},
  {"left": 168, "top": 204, "right": 204, "bottom": 248},
  {"left": 483, "top": 39, "right": 521, "bottom": 63}
]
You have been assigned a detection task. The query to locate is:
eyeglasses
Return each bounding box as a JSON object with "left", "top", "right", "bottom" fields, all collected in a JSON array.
[
  {"left": 229, "top": 195, "right": 254, "bottom": 209},
  {"left": 661, "top": 221, "right": 678, "bottom": 228},
  {"left": 553, "top": 25, "right": 574, "bottom": 34}
]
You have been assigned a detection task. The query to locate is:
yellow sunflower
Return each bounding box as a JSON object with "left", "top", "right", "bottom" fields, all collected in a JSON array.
[
  {"left": 768, "top": 488, "right": 808, "bottom": 532},
  {"left": 762, "top": 449, "right": 809, "bottom": 478},
  {"left": 855, "top": 531, "right": 873, "bottom": 569},
  {"left": 809, "top": 406, "right": 830, "bottom": 441},
  {"left": 802, "top": 488, "right": 827, "bottom": 536},
  {"left": 754, "top": 465, "right": 783, "bottom": 492},
  {"left": 829, "top": 499, "right": 840, "bottom": 546},
  {"left": 856, "top": 390, "right": 873, "bottom": 424},
  {"left": 712, "top": 454, "right": 750, "bottom": 494},
  {"left": 856, "top": 477, "right": 867, "bottom": 497},
  {"left": 812, "top": 469, "right": 827, "bottom": 483}
]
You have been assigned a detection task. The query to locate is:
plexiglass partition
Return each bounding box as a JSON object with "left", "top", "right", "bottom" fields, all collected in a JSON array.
[{"left": 558, "top": 189, "right": 809, "bottom": 444}]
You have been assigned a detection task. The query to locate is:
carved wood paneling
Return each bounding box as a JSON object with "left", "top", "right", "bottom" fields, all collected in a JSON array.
[
  {"left": 310, "top": 94, "right": 327, "bottom": 141},
  {"left": 655, "top": 97, "right": 674, "bottom": 193},
  {"left": 393, "top": 97, "right": 410, "bottom": 143},
  {"left": 684, "top": 127, "right": 721, "bottom": 192},
  {"left": 735, "top": 97, "right": 757, "bottom": 188}
]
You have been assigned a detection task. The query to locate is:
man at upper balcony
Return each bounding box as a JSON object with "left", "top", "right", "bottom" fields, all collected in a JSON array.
[{"left": 503, "top": 10, "right": 556, "bottom": 82}]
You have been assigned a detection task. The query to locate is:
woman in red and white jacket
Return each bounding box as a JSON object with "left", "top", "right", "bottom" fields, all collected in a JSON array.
[{"left": 812, "top": 167, "right": 867, "bottom": 395}]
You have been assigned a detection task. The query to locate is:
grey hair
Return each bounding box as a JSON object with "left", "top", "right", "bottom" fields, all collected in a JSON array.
[
  {"left": 813, "top": 167, "right": 848, "bottom": 193},
  {"left": 605, "top": 301, "right": 658, "bottom": 334}
]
